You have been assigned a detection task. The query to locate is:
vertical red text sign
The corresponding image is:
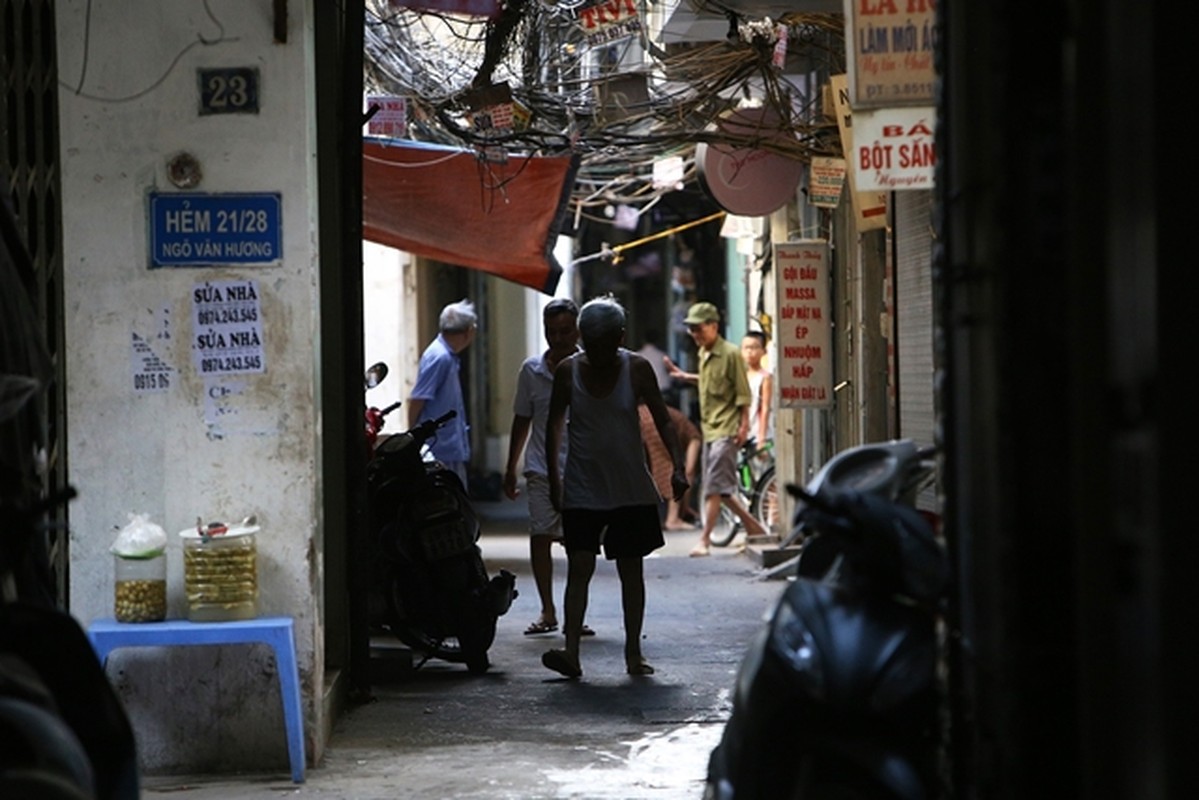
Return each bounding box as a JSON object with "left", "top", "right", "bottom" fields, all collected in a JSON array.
[{"left": 776, "top": 241, "right": 833, "bottom": 408}]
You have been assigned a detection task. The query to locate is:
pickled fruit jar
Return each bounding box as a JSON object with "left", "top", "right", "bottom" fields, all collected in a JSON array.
[
  {"left": 180, "top": 522, "right": 260, "bottom": 622},
  {"left": 113, "top": 552, "right": 167, "bottom": 622}
]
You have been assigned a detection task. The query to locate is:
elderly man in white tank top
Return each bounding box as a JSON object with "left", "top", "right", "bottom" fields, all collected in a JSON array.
[{"left": 542, "top": 296, "right": 688, "bottom": 679}]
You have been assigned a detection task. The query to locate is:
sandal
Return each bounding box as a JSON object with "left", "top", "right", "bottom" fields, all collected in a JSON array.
[
  {"left": 542, "top": 648, "right": 582, "bottom": 679},
  {"left": 524, "top": 619, "right": 559, "bottom": 636},
  {"left": 689, "top": 544, "right": 710, "bottom": 557},
  {"left": 627, "top": 659, "right": 655, "bottom": 676}
]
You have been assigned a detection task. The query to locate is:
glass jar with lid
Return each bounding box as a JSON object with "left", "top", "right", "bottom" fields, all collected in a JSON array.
[
  {"left": 113, "top": 551, "right": 167, "bottom": 622},
  {"left": 179, "top": 521, "right": 260, "bottom": 622}
]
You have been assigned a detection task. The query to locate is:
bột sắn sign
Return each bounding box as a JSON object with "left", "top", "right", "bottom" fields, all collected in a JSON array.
[
  {"left": 149, "top": 192, "right": 282, "bottom": 267},
  {"left": 852, "top": 106, "right": 936, "bottom": 191}
]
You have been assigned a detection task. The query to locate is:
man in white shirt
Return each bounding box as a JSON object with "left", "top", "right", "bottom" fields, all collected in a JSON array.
[{"left": 503, "top": 299, "right": 590, "bottom": 637}]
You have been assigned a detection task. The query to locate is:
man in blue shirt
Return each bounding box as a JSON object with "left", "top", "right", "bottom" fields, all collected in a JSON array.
[{"left": 407, "top": 299, "right": 477, "bottom": 486}]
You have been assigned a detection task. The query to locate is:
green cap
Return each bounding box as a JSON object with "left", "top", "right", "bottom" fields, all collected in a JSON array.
[{"left": 683, "top": 302, "right": 720, "bottom": 324}]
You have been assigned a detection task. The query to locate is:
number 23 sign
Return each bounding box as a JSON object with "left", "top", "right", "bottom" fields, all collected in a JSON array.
[{"left": 199, "top": 67, "right": 259, "bottom": 115}]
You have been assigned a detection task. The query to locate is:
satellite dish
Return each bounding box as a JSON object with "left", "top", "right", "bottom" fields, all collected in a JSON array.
[{"left": 696, "top": 107, "right": 804, "bottom": 217}]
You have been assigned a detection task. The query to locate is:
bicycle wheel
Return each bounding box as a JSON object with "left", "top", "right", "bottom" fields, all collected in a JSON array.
[
  {"left": 709, "top": 504, "right": 741, "bottom": 548},
  {"left": 750, "top": 467, "right": 779, "bottom": 534}
]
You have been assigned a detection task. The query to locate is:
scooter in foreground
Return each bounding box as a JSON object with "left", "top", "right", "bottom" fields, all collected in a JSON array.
[
  {"left": 363, "top": 363, "right": 516, "bottom": 674},
  {"left": 705, "top": 440, "right": 950, "bottom": 800}
]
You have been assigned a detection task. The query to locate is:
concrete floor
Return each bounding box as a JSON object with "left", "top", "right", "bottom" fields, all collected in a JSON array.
[{"left": 141, "top": 500, "right": 788, "bottom": 799}]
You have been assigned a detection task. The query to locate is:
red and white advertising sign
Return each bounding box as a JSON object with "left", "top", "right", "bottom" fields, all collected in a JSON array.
[
  {"left": 365, "top": 95, "right": 408, "bottom": 139},
  {"left": 844, "top": 0, "right": 936, "bottom": 108},
  {"left": 578, "top": 0, "right": 642, "bottom": 46},
  {"left": 852, "top": 106, "right": 936, "bottom": 191},
  {"left": 775, "top": 242, "right": 833, "bottom": 409}
]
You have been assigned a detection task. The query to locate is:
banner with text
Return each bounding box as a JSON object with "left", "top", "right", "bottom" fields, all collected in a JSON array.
[
  {"left": 776, "top": 241, "right": 833, "bottom": 409},
  {"left": 844, "top": 0, "right": 936, "bottom": 108},
  {"left": 365, "top": 95, "right": 408, "bottom": 138},
  {"left": 191, "top": 280, "right": 266, "bottom": 376},
  {"left": 852, "top": 106, "right": 936, "bottom": 191},
  {"left": 808, "top": 157, "right": 848, "bottom": 208},
  {"left": 831, "top": 75, "right": 889, "bottom": 231}
]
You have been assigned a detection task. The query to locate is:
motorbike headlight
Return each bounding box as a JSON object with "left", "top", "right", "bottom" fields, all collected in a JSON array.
[{"left": 768, "top": 597, "right": 826, "bottom": 701}]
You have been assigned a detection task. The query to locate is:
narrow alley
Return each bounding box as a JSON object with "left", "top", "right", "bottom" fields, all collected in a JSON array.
[{"left": 141, "top": 503, "right": 784, "bottom": 799}]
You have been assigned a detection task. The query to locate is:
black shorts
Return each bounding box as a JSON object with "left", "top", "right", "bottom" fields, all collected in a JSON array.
[{"left": 561, "top": 505, "right": 665, "bottom": 559}]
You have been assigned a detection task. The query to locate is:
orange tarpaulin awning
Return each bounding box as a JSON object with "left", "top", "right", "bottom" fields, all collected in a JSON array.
[{"left": 363, "top": 138, "right": 578, "bottom": 294}]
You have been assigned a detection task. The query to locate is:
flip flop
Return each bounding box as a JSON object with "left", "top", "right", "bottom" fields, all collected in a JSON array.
[
  {"left": 689, "top": 544, "right": 710, "bottom": 557},
  {"left": 558, "top": 624, "right": 595, "bottom": 638},
  {"left": 542, "top": 648, "right": 582, "bottom": 679},
  {"left": 627, "top": 659, "right": 655, "bottom": 676},
  {"left": 524, "top": 619, "right": 558, "bottom": 636}
]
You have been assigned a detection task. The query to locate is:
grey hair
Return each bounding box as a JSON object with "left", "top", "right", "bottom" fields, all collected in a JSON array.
[
  {"left": 578, "top": 296, "right": 625, "bottom": 342},
  {"left": 439, "top": 299, "right": 477, "bottom": 333}
]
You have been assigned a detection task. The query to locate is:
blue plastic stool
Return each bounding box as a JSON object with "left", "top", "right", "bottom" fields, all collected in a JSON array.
[{"left": 87, "top": 616, "right": 305, "bottom": 783}]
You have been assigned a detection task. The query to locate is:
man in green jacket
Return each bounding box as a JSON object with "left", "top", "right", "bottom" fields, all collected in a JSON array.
[{"left": 666, "top": 302, "right": 767, "bottom": 556}]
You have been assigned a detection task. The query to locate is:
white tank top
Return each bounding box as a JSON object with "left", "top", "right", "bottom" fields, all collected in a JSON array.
[
  {"left": 748, "top": 370, "right": 774, "bottom": 442},
  {"left": 563, "top": 350, "right": 661, "bottom": 510}
]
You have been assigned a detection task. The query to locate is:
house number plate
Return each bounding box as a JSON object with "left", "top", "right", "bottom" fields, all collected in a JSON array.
[{"left": 199, "top": 67, "right": 259, "bottom": 115}]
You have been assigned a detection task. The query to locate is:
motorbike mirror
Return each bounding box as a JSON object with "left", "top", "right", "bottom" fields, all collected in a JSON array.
[{"left": 365, "top": 362, "right": 389, "bottom": 389}]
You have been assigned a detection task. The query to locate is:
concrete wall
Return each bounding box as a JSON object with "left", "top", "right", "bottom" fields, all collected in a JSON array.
[
  {"left": 56, "top": 1, "right": 325, "bottom": 774},
  {"left": 363, "top": 241, "right": 415, "bottom": 413}
]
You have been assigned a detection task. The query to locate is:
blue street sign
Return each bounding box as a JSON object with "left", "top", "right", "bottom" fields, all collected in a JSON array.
[{"left": 149, "top": 192, "right": 282, "bottom": 267}]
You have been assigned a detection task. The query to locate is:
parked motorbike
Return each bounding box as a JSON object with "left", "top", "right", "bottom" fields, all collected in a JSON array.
[
  {"left": 705, "top": 440, "right": 950, "bottom": 800},
  {"left": 363, "top": 363, "right": 516, "bottom": 674}
]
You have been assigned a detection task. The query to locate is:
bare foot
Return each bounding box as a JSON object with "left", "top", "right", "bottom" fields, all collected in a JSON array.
[{"left": 745, "top": 520, "right": 768, "bottom": 538}]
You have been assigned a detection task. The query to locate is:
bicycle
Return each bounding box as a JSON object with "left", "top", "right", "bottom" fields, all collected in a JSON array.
[{"left": 709, "top": 439, "right": 779, "bottom": 547}]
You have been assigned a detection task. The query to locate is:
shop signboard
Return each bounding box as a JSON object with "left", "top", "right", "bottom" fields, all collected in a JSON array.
[
  {"left": 808, "top": 157, "right": 847, "bottom": 208},
  {"left": 775, "top": 241, "right": 833, "bottom": 409},
  {"left": 365, "top": 95, "right": 408, "bottom": 138},
  {"left": 830, "top": 75, "right": 889, "bottom": 230},
  {"left": 844, "top": 0, "right": 936, "bottom": 108},
  {"left": 852, "top": 106, "right": 936, "bottom": 191},
  {"left": 577, "top": 0, "right": 642, "bottom": 46}
]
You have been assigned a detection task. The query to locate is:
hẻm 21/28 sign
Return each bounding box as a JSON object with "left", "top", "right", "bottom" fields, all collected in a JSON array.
[{"left": 149, "top": 192, "right": 282, "bottom": 268}]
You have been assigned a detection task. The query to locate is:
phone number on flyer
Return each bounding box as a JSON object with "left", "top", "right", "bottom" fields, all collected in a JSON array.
[{"left": 199, "top": 355, "right": 263, "bottom": 374}]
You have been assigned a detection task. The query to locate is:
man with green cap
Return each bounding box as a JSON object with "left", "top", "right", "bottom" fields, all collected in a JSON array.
[{"left": 665, "top": 301, "right": 767, "bottom": 556}]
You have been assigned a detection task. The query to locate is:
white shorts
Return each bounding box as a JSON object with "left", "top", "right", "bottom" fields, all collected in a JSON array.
[{"left": 525, "top": 473, "right": 563, "bottom": 538}]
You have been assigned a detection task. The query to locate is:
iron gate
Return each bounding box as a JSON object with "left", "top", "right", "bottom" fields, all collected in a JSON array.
[{"left": 1, "top": 0, "right": 69, "bottom": 607}]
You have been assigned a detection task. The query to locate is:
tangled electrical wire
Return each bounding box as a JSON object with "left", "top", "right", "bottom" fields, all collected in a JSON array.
[{"left": 364, "top": 0, "right": 845, "bottom": 212}]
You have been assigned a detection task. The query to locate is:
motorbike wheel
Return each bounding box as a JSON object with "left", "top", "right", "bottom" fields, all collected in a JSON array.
[
  {"left": 384, "top": 556, "right": 497, "bottom": 672},
  {"left": 465, "top": 653, "right": 491, "bottom": 675}
]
